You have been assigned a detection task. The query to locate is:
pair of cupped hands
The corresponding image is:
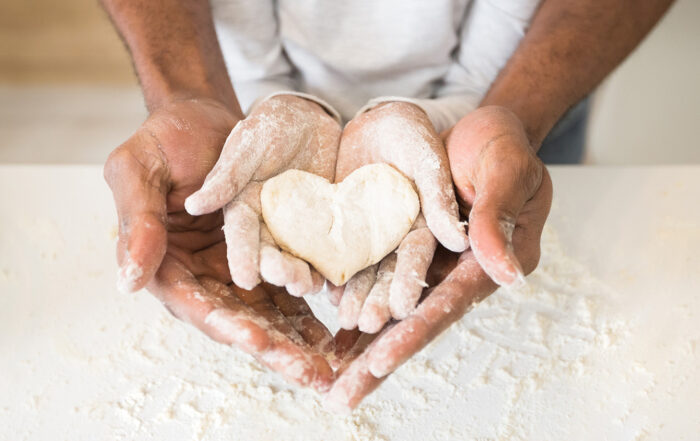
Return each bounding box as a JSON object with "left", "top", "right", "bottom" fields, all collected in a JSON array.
[{"left": 104, "top": 94, "right": 552, "bottom": 411}]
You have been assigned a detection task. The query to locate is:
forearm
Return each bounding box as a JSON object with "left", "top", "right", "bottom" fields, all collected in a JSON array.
[
  {"left": 101, "top": 0, "right": 240, "bottom": 114},
  {"left": 481, "top": 0, "right": 674, "bottom": 148}
]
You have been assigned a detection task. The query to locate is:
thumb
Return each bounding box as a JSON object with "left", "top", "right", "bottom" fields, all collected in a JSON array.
[
  {"left": 104, "top": 132, "right": 169, "bottom": 293},
  {"left": 467, "top": 156, "right": 543, "bottom": 288},
  {"left": 185, "top": 120, "right": 262, "bottom": 215}
]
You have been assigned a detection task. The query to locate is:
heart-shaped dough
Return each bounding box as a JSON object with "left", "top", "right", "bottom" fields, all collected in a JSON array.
[{"left": 261, "top": 163, "right": 420, "bottom": 286}]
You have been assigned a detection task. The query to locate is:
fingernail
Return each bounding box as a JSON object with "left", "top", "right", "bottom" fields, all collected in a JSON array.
[
  {"left": 368, "top": 363, "right": 389, "bottom": 378},
  {"left": 504, "top": 271, "right": 527, "bottom": 290},
  {"left": 116, "top": 258, "right": 143, "bottom": 293},
  {"left": 322, "top": 394, "right": 352, "bottom": 415}
]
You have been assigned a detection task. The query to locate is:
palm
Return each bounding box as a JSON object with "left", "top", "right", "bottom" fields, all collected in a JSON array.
[
  {"left": 326, "top": 106, "right": 554, "bottom": 410},
  {"left": 105, "top": 98, "right": 335, "bottom": 391},
  {"left": 332, "top": 102, "right": 468, "bottom": 334}
]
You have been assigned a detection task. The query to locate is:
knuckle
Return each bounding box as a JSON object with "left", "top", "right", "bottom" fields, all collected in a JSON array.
[
  {"left": 103, "top": 146, "right": 134, "bottom": 187},
  {"left": 522, "top": 155, "right": 544, "bottom": 195},
  {"left": 104, "top": 138, "right": 169, "bottom": 197}
]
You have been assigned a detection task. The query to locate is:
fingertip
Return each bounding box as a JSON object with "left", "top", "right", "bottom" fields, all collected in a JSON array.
[
  {"left": 367, "top": 316, "right": 428, "bottom": 378},
  {"left": 310, "top": 270, "right": 326, "bottom": 295},
  {"left": 368, "top": 361, "right": 389, "bottom": 379},
  {"left": 327, "top": 283, "right": 345, "bottom": 306},
  {"left": 184, "top": 178, "right": 230, "bottom": 215},
  {"left": 232, "top": 275, "right": 261, "bottom": 291},
  {"left": 311, "top": 354, "right": 336, "bottom": 393},
  {"left": 183, "top": 193, "right": 203, "bottom": 216},
  {"left": 204, "top": 309, "right": 271, "bottom": 353},
  {"left": 338, "top": 314, "right": 358, "bottom": 331},
  {"left": 366, "top": 344, "right": 394, "bottom": 378},
  {"left": 357, "top": 305, "right": 386, "bottom": 334},
  {"left": 426, "top": 212, "right": 469, "bottom": 253},
  {"left": 487, "top": 253, "right": 526, "bottom": 289},
  {"left": 388, "top": 280, "right": 413, "bottom": 320},
  {"left": 323, "top": 394, "right": 353, "bottom": 415},
  {"left": 116, "top": 258, "right": 144, "bottom": 293},
  {"left": 117, "top": 216, "right": 166, "bottom": 293},
  {"left": 469, "top": 218, "right": 526, "bottom": 289},
  {"left": 184, "top": 190, "right": 217, "bottom": 216},
  {"left": 260, "top": 248, "right": 314, "bottom": 296},
  {"left": 259, "top": 349, "right": 316, "bottom": 388},
  {"left": 507, "top": 271, "right": 527, "bottom": 290}
]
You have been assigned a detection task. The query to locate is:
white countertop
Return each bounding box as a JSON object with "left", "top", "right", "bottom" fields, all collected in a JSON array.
[{"left": 1, "top": 165, "right": 698, "bottom": 440}]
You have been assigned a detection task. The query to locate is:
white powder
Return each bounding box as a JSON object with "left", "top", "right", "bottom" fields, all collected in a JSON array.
[
  {"left": 3, "top": 221, "right": 690, "bottom": 440},
  {"left": 59, "top": 227, "right": 640, "bottom": 440}
]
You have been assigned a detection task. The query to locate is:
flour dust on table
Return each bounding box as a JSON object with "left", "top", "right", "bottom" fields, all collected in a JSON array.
[{"left": 27, "top": 226, "right": 649, "bottom": 441}]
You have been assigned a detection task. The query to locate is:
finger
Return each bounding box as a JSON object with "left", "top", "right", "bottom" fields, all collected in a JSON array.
[
  {"left": 357, "top": 255, "right": 397, "bottom": 334},
  {"left": 104, "top": 137, "right": 169, "bottom": 293},
  {"left": 147, "top": 256, "right": 270, "bottom": 353},
  {"left": 267, "top": 285, "right": 335, "bottom": 356},
  {"left": 412, "top": 159, "right": 469, "bottom": 253},
  {"left": 332, "top": 328, "right": 362, "bottom": 364},
  {"left": 324, "top": 330, "right": 385, "bottom": 413},
  {"left": 184, "top": 121, "right": 262, "bottom": 215},
  {"left": 150, "top": 259, "right": 333, "bottom": 390},
  {"left": 258, "top": 336, "right": 335, "bottom": 393},
  {"left": 230, "top": 284, "right": 304, "bottom": 344},
  {"left": 389, "top": 223, "right": 437, "bottom": 320},
  {"left": 468, "top": 159, "right": 544, "bottom": 288},
  {"left": 367, "top": 254, "right": 495, "bottom": 378},
  {"left": 225, "top": 283, "right": 335, "bottom": 392},
  {"left": 337, "top": 265, "right": 377, "bottom": 330},
  {"left": 223, "top": 200, "right": 261, "bottom": 290},
  {"left": 366, "top": 170, "right": 553, "bottom": 379},
  {"left": 198, "top": 278, "right": 273, "bottom": 353},
  {"left": 310, "top": 269, "right": 326, "bottom": 296},
  {"left": 259, "top": 225, "right": 315, "bottom": 296},
  {"left": 327, "top": 283, "right": 345, "bottom": 306}
]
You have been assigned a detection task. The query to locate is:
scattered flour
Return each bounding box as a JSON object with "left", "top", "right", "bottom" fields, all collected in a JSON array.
[
  {"left": 63, "top": 227, "right": 637, "bottom": 440},
  {"left": 2, "top": 225, "right": 659, "bottom": 440}
]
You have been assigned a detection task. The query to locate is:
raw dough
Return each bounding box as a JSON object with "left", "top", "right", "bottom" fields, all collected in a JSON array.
[{"left": 261, "top": 163, "right": 420, "bottom": 285}]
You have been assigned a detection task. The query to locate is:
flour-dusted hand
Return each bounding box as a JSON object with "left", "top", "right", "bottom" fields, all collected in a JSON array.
[
  {"left": 185, "top": 95, "right": 341, "bottom": 296},
  {"left": 104, "top": 98, "right": 335, "bottom": 391},
  {"left": 325, "top": 105, "right": 553, "bottom": 409},
  {"left": 334, "top": 102, "right": 468, "bottom": 332}
]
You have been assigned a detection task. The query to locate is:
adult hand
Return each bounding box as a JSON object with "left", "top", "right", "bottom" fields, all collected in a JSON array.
[
  {"left": 104, "top": 98, "right": 334, "bottom": 391},
  {"left": 325, "top": 105, "right": 553, "bottom": 410},
  {"left": 185, "top": 95, "right": 341, "bottom": 296},
  {"left": 332, "top": 102, "right": 469, "bottom": 333}
]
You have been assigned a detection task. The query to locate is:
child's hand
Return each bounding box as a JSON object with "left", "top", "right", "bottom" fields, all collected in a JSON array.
[
  {"left": 333, "top": 102, "right": 468, "bottom": 333},
  {"left": 185, "top": 95, "right": 341, "bottom": 296}
]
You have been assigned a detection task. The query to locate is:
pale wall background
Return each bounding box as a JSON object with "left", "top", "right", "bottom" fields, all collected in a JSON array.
[{"left": 0, "top": 0, "right": 698, "bottom": 164}]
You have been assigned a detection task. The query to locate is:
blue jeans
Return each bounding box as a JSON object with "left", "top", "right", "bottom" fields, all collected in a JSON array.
[{"left": 537, "top": 98, "right": 589, "bottom": 164}]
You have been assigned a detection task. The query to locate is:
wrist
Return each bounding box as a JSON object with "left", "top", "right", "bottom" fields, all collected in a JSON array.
[
  {"left": 479, "top": 91, "right": 562, "bottom": 151},
  {"left": 138, "top": 60, "right": 239, "bottom": 116},
  {"left": 256, "top": 92, "right": 342, "bottom": 123},
  {"left": 101, "top": 0, "right": 240, "bottom": 116}
]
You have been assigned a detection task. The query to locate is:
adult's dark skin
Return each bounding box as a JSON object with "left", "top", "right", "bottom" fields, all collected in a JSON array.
[
  {"left": 102, "top": 0, "right": 674, "bottom": 407},
  {"left": 325, "top": 0, "right": 675, "bottom": 410},
  {"left": 101, "top": 0, "right": 335, "bottom": 391}
]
